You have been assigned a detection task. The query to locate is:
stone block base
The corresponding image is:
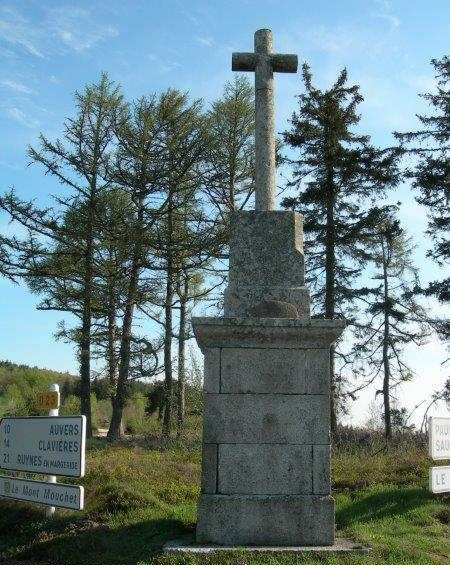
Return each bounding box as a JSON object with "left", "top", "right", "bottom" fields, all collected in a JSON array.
[{"left": 196, "top": 494, "right": 335, "bottom": 546}]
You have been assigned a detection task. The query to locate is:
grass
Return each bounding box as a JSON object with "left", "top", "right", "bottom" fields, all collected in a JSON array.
[{"left": 0, "top": 429, "right": 448, "bottom": 565}]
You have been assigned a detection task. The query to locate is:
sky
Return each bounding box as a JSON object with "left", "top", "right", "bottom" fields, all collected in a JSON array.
[{"left": 0, "top": 0, "right": 449, "bottom": 426}]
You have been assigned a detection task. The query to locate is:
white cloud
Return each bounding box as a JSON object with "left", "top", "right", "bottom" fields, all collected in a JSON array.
[
  {"left": 0, "top": 79, "right": 33, "bottom": 94},
  {"left": 0, "top": 5, "right": 118, "bottom": 58},
  {"left": 47, "top": 6, "right": 118, "bottom": 52},
  {"left": 303, "top": 24, "right": 397, "bottom": 60},
  {"left": 0, "top": 6, "right": 44, "bottom": 58},
  {"left": 402, "top": 73, "right": 437, "bottom": 94},
  {"left": 196, "top": 36, "right": 214, "bottom": 48},
  {"left": 372, "top": 0, "right": 400, "bottom": 30},
  {"left": 183, "top": 11, "right": 200, "bottom": 27},
  {"left": 5, "top": 107, "right": 38, "bottom": 128},
  {"left": 147, "top": 52, "right": 181, "bottom": 74},
  {"left": 376, "top": 13, "right": 400, "bottom": 29}
]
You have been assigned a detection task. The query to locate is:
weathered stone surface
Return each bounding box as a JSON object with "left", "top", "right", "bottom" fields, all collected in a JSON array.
[
  {"left": 196, "top": 494, "right": 335, "bottom": 546},
  {"left": 220, "top": 348, "right": 329, "bottom": 395},
  {"left": 203, "top": 348, "right": 221, "bottom": 393},
  {"left": 304, "top": 349, "right": 330, "bottom": 395},
  {"left": 224, "top": 284, "right": 310, "bottom": 319},
  {"left": 227, "top": 211, "right": 304, "bottom": 288},
  {"left": 218, "top": 444, "right": 312, "bottom": 494},
  {"left": 201, "top": 444, "right": 218, "bottom": 494},
  {"left": 221, "top": 348, "right": 301, "bottom": 394},
  {"left": 249, "top": 300, "right": 299, "bottom": 318},
  {"left": 313, "top": 445, "right": 331, "bottom": 495},
  {"left": 203, "top": 394, "right": 329, "bottom": 444},
  {"left": 193, "top": 317, "right": 346, "bottom": 351}
]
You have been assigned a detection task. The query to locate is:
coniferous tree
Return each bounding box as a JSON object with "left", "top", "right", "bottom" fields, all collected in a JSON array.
[
  {"left": 394, "top": 56, "right": 449, "bottom": 304},
  {"left": 0, "top": 74, "right": 123, "bottom": 437},
  {"left": 149, "top": 98, "right": 214, "bottom": 438},
  {"left": 204, "top": 76, "right": 255, "bottom": 218},
  {"left": 282, "top": 63, "right": 401, "bottom": 433},
  {"left": 109, "top": 90, "right": 211, "bottom": 439},
  {"left": 354, "top": 206, "right": 431, "bottom": 439}
]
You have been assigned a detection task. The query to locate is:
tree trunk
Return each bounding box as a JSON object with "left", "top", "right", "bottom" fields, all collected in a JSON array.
[
  {"left": 80, "top": 204, "right": 94, "bottom": 438},
  {"left": 108, "top": 292, "right": 136, "bottom": 440},
  {"left": 177, "top": 277, "right": 188, "bottom": 437},
  {"left": 163, "top": 266, "right": 174, "bottom": 439},
  {"left": 107, "top": 281, "right": 122, "bottom": 437},
  {"left": 163, "top": 198, "right": 174, "bottom": 439},
  {"left": 382, "top": 244, "right": 392, "bottom": 440},
  {"left": 324, "top": 178, "right": 337, "bottom": 436},
  {"left": 107, "top": 200, "right": 144, "bottom": 440}
]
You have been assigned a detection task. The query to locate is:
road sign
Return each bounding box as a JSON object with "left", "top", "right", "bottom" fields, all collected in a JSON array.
[
  {"left": 37, "top": 390, "right": 60, "bottom": 411},
  {"left": 0, "top": 416, "right": 86, "bottom": 477},
  {"left": 428, "top": 417, "right": 450, "bottom": 461},
  {"left": 0, "top": 475, "right": 84, "bottom": 510},
  {"left": 429, "top": 466, "right": 450, "bottom": 494}
]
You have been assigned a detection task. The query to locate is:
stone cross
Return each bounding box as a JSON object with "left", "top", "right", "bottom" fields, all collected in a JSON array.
[{"left": 232, "top": 29, "right": 297, "bottom": 211}]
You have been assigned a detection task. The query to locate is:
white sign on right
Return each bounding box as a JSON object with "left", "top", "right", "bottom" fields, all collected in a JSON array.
[
  {"left": 428, "top": 416, "right": 450, "bottom": 461},
  {"left": 429, "top": 466, "right": 450, "bottom": 494}
]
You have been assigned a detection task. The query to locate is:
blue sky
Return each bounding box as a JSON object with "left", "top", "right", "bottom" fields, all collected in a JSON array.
[{"left": 0, "top": 0, "right": 448, "bottom": 425}]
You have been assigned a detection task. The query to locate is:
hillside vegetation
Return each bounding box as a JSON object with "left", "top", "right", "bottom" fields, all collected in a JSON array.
[
  {"left": 0, "top": 360, "right": 75, "bottom": 417},
  {"left": 0, "top": 360, "right": 198, "bottom": 434}
]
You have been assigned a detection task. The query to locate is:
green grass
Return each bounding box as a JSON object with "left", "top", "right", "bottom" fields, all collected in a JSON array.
[{"left": 0, "top": 436, "right": 448, "bottom": 565}]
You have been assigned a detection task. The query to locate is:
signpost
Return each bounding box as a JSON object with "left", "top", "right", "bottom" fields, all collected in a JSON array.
[
  {"left": 0, "top": 415, "right": 86, "bottom": 477},
  {"left": 429, "top": 466, "right": 450, "bottom": 494},
  {"left": 428, "top": 417, "right": 450, "bottom": 461},
  {"left": 46, "top": 383, "right": 59, "bottom": 517},
  {"left": 0, "top": 383, "right": 87, "bottom": 515},
  {"left": 428, "top": 416, "right": 450, "bottom": 495},
  {"left": 0, "top": 476, "right": 84, "bottom": 510}
]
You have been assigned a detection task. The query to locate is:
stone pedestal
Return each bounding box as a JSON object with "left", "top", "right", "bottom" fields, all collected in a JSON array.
[
  {"left": 193, "top": 210, "right": 346, "bottom": 547},
  {"left": 193, "top": 318, "right": 345, "bottom": 546}
]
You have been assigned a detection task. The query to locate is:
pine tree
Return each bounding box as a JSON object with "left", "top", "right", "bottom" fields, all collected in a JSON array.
[
  {"left": 282, "top": 63, "right": 401, "bottom": 433},
  {"left": 394, "top": 56, "right": 449, "bottom": 304}
]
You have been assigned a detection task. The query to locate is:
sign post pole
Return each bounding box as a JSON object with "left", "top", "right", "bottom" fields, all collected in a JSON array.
[{"left": 45, "top": 383, "right": 60, "bottom": 518}]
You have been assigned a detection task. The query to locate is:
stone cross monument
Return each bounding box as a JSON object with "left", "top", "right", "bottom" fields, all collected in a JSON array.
[{"left": 193, "top": 29, "right": 346, "bottom": 547}]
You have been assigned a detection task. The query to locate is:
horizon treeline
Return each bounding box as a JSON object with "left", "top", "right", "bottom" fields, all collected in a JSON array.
[{"left": 0, "top": 55, "right": 448, "bottom": 441}]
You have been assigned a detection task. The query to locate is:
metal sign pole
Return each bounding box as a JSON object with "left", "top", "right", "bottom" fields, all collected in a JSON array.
[{"left": 45, "top": 383, "right": 60, "bottom": 518}]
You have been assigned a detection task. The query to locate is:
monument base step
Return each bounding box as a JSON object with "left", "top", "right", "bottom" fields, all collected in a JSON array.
[
  {"left": 196, "top": 494, "right": 334, "bottom": 546},
  {"left": 163, "top": 536, "right": 371, "bottom": 554}
]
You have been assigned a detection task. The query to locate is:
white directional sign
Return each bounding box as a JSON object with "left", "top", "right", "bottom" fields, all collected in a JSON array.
[
  {"left": 0, "top": 476, "right": 84, "bottom": 510},
  {"left": 428, "top": 417, "right": 450, "bottom": 461},
  {"left": 429, "top": 466, "right": 450, "bottom": 493},
  {"left": 0, "top": 416, "right": 86, "bottom": 477}
]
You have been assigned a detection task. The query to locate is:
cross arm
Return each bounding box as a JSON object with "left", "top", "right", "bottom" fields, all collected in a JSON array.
[
  {"left": 232, "top": 52, "right": 257, "bottom": 71},
  {"left": 232, "top": 52, "right": 298, "bottom": 73},
  {"left": 270, "top": 54, "right": 298, "bottom": 73}
]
